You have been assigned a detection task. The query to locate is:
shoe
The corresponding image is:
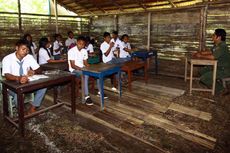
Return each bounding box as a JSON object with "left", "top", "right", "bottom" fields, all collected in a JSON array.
[
  {"left": 111, "top": 87, "right": 117, "bottom": 91},
  {"left": 85, "top": 96, "right": 94, "bottom": 105},
  {"left": 97, "top": 92, "right": 108, "bottom": 99}
]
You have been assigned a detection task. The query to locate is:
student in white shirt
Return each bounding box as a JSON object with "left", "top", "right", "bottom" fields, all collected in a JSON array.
[
  {"left": 65, "top": 31, "right": 77, "bottom": 50},
  {"left": 68, "top": 36, "right": 104, "bottom": 105},
  {"left": 38, "top": 37, "right": 66, "bottom": 65},
  {"left": 85, "top": 36, "right": 95, "bottom": 56},
  {"left": 2, "top": 39, "right": 47, "bottom": 114},
  {"left": 119, "top": 34, "right": 132, "bottom": 62},
  {"left": 53, "top": 34, "right": 64, "bottom": 60},
  {"left": 22, "top": 33, "right": 37, "bottom": 60},
  {"left": 111, "top": 31, "right": 122, "bottom": 58}
]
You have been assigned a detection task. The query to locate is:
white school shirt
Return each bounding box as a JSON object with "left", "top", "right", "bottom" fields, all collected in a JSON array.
[
  {"left": 65, "top": 37, "right": 76, "bottom": 48},
  {"left": 2, "top": 52, "right": 39, "bottom": 76},
  {"left": 119, "top": 41, "right": 131, "bottom": 58},
  {"left": 53, "top": 40, "right": 62, "bottom": 55},
  {"left": 38, "top": 48, "right": 52, "bottom": 65},
  {"left": 100, "top": 41, "right": 114, "bottom": 63},
  {"left": 68, "top": 46, "right": 88, "bottom": 72},
  {"left": 110, "top": 38, "right": 122, "bottom": 52},
  {"left": 85, "top": 44, "right": 94, "bottom": 53}
]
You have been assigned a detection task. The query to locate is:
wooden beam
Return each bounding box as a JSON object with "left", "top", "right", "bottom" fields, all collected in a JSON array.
[
  {"left": 54, "top": 0, "right": 59, "bottom": 33},
  {"left": 109, "top": 0, "right": 124, "bottom": 12},
  {"left": 168, "top": 0, "right": 177, "bottom": 8},
  {"left": 147, "top": 12, "right": 151, "bottom": 50}
]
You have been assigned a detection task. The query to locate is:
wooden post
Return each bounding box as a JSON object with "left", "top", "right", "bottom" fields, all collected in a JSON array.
[
  {"left": 147, "top": 12, "right": 151, "bottom": 51},
  {"left": 17, "top": 0, "right": 22, "bottom": 32},
  {"left": 54, "top": 0, "right": 59, "bottom": 33},
  {"left": 114, "top": 15, "right": 118, "bottom": 31},
  {"left": 199, "top": 5, "right": 208, "bottom": 51}
]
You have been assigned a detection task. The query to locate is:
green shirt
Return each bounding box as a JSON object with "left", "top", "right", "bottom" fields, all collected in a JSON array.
[{"left": 212, "top": 41, "right": 230, "bottom": 72}]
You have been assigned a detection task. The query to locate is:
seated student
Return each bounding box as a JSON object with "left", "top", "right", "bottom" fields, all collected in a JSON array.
[
  {"left": 193, "top": 28, "right": 230, "bottom": 94},
  {"left": 53, "top": 33, "right": 64, "bottom": 60},
  {"left": 2, "top": 39, "right": 47, "bottom": 114},
  {"left": 65, "top": 31, "right": 77, "bottom": 50},
  {"left": 37, "top": 37, "right": 66, "bottom": 65},
  {"left": 119, "top": 34, "right": 132, "bottom": 62},
  {"left": 85, "top": 36, "right": 95, "bottom": 57},
  {"left": 22, "top": 33, "right": 37, "bottom": 60},
  {"left": 110, "top": 31, "right": 122, "bottom": 58},
  {"left": 68, "top": 36, "right": 105, "bottom": 105}
]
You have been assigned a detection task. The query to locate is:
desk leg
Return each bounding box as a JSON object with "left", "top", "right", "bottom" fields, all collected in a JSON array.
[
  {"left": 212, "top": 62, "right": 217, "bottom": 95},
  {"left": 17, "top": 92, "right": 25, "bottom": 136},
  {"left": 2, "top": 84, "right": 9, "bottom": 117},
  {"left": 71, "top": 76, "right": 76, "bottom": 114},
  {"left": 185, "top": 57, "right": 187, "bottom": 82},
  {"left": 144, "top": 63, "right": 148, "bottom": 84},
  {"left": 189, "top": 63, "right": 193, "bottom": 95},
  {"left": 118, "top": 70, "right": 122, "bottom": 100},
  {"left": 155, "top": 53, "right": 158, "bottom": 75},
  {"left": 99, "top": 77, "right": 104, "bottom": 110},
  {"left": 128, "top": 70, "right": 132, "bottom": 91},
  {"left": 81, "top": 75, "right": 85, "bottom": 103}
]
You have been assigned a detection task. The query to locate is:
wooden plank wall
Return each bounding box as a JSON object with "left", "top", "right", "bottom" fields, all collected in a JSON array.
[{"left": 0, "top": 14, "right": 89, "bottom": 60}]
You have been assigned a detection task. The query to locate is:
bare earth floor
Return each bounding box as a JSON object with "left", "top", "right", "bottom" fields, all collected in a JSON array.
[{"left": 0, "top": 73, "right": 230, "bottom": 153}]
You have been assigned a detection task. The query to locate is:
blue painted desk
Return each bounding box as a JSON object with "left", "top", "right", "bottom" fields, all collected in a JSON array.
[
  {"left": 82, "top": 63, "right": 121, "bottom": 110},
  {"left": 131, "top": 50, "right": 158, "bottom": 74}
]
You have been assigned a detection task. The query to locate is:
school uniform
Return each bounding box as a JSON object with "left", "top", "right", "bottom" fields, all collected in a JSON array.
[
  {"left": 38, "top": 48, "right": 52, "bottom": 65},
  {"left": 110, "top": 38, "right": 122, "bottom": 52},
  {"left": 53, "top": 40, "right": 63, "bottom": 60},
  {"left": 65, "top": 37, "right": 76, "bottom": 50},
  {"left": 119, "top": 41, "right": 131, "bottom": 61},
  {"left": 2, "top": 52, "right": 47, "bottom": 107},
  {"left": 85, "top": 43, "right": 94, "bottom": 53},
  {"left": 68, "top": 46, "right": 100, "bottom": 96},
  {"left": 100, "top": 41, "right": 115, "bottom": 63},
  {"left": 30, "top": 42, "right": 37, "bottom": 60}
]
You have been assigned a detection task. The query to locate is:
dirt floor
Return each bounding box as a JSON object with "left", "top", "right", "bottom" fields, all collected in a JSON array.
[{"left": 0, "top": 72, "right": 230, "bottom": 153}]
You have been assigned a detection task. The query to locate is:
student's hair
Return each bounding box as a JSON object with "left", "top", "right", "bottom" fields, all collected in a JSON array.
[
  {"left": 67, "top": 31, "right": 73, "bottom": 35},
  {"left": 121, "top": 34, "right": 129, "bottom": 41},
  {"left": 38, "top": 37, "right": 51, "bottom": 63},
  {"left": 22, "top": 33, "right": 34, "bottom": 55},
  {"left": 103, "top": 32, "right": 110, "bottom": 38},
  {"left": 77, "top": 35, "right": 86, "bottom": 42},
  {"left": 15, "top": 39, "right": 30, "bottom": 49},
  {"left": 112, "top": 31, "right": 118, "bottom": 35},
  {"left": 85, "top": 36, "right": 91, "bottom": 43},
  {"left": 215, "top": 29, "right": 226, "bottom": 41},
  {"left": 54, "top": 33, "right": 61, "bottom": 40}
]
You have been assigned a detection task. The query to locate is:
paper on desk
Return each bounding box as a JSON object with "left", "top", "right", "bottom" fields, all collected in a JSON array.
[{"left": 28, "top": 75, "right": 49, "bottom": 81}]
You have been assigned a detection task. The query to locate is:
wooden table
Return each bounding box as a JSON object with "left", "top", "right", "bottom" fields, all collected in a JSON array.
[
  {"left": 82, "top": 63, "right": 121, "bottom": 110},
  {"left": 40, "top": 62, "right": 68, "bottom": 71},
  {"left": 131, "top": 50, "right": 158, "bottom": 74},
  {"left": 184, "top": 57, "right": 217, "bottom": 95},
  {"left": 121, "top": 61, "right": 148, "bottom": 91},
  {"left": 2, "top": 71, "right": 76, "bottom": 136}
]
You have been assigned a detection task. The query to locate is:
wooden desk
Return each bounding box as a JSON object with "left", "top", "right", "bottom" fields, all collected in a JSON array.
[
  {"left": 121, "top": 61, "right": 148, "bottom": 91},
  {"left": 184, "top": 57, "right": 217, "bottom": 95},
  {"left": 2, "top": 71, "right": 76, "bottom": 136},
  {"left": 82, "top": 63, "right": 121, "bottom": 110},
  {"left": 131, "top": 50, "right": 158, "bottom": 74},
  {"left": 40, "top": 62, "right": 68, "bottom": 71}
]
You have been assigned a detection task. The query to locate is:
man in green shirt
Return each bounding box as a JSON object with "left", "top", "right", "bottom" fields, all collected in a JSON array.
[{"left": 193, "top": 28, "right": 230, "bottom": 94}]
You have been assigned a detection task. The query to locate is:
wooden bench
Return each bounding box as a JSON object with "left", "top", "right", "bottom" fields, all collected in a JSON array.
[{"left": 121, "top": 61, "right": 148, "bottom": 91}]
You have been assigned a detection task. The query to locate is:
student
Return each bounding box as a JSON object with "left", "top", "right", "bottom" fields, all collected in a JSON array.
[
  {"left": 119, "top": 34, "right": 132, "bottom": 61},
  {"left": 65, "top": 31, "right": 77, "bottom": 50},
  {"left": 111, "top": 31, "right": 122, "bottom": 58},
  {"left": 22, "top": 33, "right": 37, "bottom": 60},
  {"left": 2, "top": 39, "right": 47, "bottom": 114},
  {"left": 85, "top": 36, "right": 95, "bottom": 57},
  {"left": 193, "top": 28, "right": 230, "bottom": 94},
  {"left": 38, "top": 37, "right": 65, "bottom": 65},
  {"left": 53, "top": 33, "right": 64, "bottom": 60}
]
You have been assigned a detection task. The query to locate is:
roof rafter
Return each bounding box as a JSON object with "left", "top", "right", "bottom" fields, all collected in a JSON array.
[{"left": 168, "top": 0, "right": 177, "bottom": 8}]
